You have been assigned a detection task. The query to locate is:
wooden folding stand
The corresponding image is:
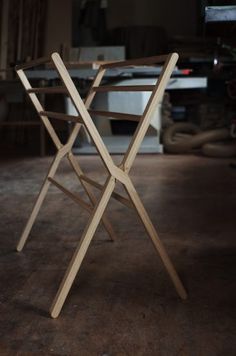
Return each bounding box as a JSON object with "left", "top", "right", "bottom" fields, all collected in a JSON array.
[{"left": 16, "top": 52, "right": 187, "bottom": 318}]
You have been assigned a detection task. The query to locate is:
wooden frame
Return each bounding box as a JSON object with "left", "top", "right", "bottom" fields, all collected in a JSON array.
[{"left": 16, "top": 52, "right": 187, "bottom": 318}]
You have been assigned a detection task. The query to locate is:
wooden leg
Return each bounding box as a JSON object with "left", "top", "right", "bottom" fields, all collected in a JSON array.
[
  {"left": 50, "top": 176, "right": 115, "bottom": 318},
  {"left": 17, "top": 154, "right": 62, "bottom": 252},
  {"left": 68, "top": 153, "right": 116, "bottom": 241},
  {"left": 124, "top": 179, "right": 187, "bottom": 300}
]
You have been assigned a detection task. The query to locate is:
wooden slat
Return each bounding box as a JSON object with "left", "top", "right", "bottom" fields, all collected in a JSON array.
[
  {"left": 51, "top": 52, "right": 119, "bottom": 178},
  {"left": 101, "top": 54, "right": 169, "bottom": 69},
  {"left": 16, "top": 69, "right": 62, "bottom": 150},
  {"left": 93, "top": 85, "right": 155, "bottom": 92},
  {"left": 124, "top": 178, "right": 188, "bottom": 300},
  {"left": 15, "top": 56, "right": 51, "bottom": 70},
  {"left": 28, "top": 86, "right": 67, "bottom": 94},
  {"left": 48, "top": 178, "right": 93, "bottom": 213},
  {"left": 88, "top": 110, "right": 140, "bottom": 122},
  {"left": 50, "top": 176, "right": 116, "bottom": 318},
  {"left": 46, "top": 61, "right": 105, "bottom": 69},
  {"left": 40, "top": 111, "right": 83, "bottom": 124},
  {"left": 122, "top": 53, "right": 178, "bottom": 172},
  {"left": 80, "top": 174, "right": 133, "bottom": 209},
  {"left": 68, "top": 153, "right": 116, "bottom": 241},
  {"left": 16, "top": 52, "right": 187, "bottom": 319}
]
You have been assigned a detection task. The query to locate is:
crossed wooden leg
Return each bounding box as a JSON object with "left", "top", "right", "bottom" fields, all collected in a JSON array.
[
  {"left": 50, "top": 176, "right": 116, "bottom": 318},
  {"left": 17, "top": 152, "right": 116, "bottom": 252},
  {"left": 49, "top": 173, "right": 187, "bottom": 318},
  {"left": 17, "top": 153, "right": 62, "bottom": 252},
  {"left": 68, "top": 152, "right": 116, "bottom": 241},
  {"left": 124, "top": 178, "right": 187, "bottom": 300}
]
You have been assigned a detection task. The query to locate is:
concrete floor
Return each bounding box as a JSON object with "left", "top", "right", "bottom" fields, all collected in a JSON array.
[{"left": 0, "top": 154, "right": 235, "bottom": 355}]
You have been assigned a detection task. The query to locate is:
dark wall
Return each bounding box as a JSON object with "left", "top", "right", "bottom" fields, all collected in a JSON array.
[{"left": 106, "top": 0, "right": 198, "bottom": 36}]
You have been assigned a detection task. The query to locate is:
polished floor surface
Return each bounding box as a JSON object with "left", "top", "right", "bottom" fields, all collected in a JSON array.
[{"left": 0, "top": 154, "right": 235, "bottom": 355}]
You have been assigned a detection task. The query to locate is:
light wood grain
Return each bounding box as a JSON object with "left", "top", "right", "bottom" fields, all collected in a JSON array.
[
  {"left": 93, "top": 85, "right": 155, "bottom": 92},
  {"left": 28, "top": 86, "right": 67, "bottom": 94},
  {"left": 68, "top": 152, "right": 116, "bottom": 242},
  {"left": 15, "top": 56, "right": 51, "bottom": 70},
  {"left": 40, "top": 111, "right": 83, "bottom": 124},
  {"left": 124, "top": 176, "right": 187, "bottom": 300},
  {"left": 16, "top": 51, "right": 187, "bottom": 318},
  {"left": 101, "top": 54, "right": 169, "bottom": 69},
  {"left": 79, "top": 174, "right": 133, "bottom": 209},
  {"left": 50, "top": 176, "right": 116, "bottom": 318},
  {"left": 48, "top": 177, "right": 93, "bottom": 212},
  {"left": 89, "top": 109, "right": 141, "bottom": 122}
]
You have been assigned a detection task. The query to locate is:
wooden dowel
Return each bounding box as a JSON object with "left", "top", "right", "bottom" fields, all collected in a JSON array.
[
  {"left": 28, "top": 86, "right": 68, "bottom": 94},
  {"left": 48, "top": 177, "right": 93, "bottom": 212},
  {"left": 88, "top": 110, "right": 140, "bottom": 122},
  {"left": 101, "top": 54, "right": 170, "bottom": 69},
  {"left": 68, "top": 153, "right": 116, "bottom": 242},
  {"left": 93, "top": 85, "right": 155, "bottom": 92},
  {"left": 50, "top": 177, "right": 116, "bottom": 318},
  {"left": 80, "top": 174, "right": 133, "bottom": 209},
  {"left": 15, "top": 56, "right": 51, "bottom": 70},
  {"left": 40, "top": 111, "right": 83, "bottom": 124}
]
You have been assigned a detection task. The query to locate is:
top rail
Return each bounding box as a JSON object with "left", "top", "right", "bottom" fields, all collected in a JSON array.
[
  {"left": 100, "top": 54, "right": 174, "bottom": 69},
  {"left": 15, "top": 53, "right": 176, "bottom": 71},
  {"left": 15, "top": 56, "right": 51, "bottom": 71}
]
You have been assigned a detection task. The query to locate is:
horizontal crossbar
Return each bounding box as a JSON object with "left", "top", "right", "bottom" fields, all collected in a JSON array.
[
  {"left": 40, "top": 111, "right": 83, "bottom": 124},
  {"left": 15, "top": 56, "right": 51, "bottom": 70},
  {"left": 101, "top": 54, "right": 170, "bottom": 69},
  {"left": 48, "top": 177, "right": 93, "bottom": 212},
  {"left": 88, "top": 110, "right": 140, "bottom": 122},
  {"left": 93, "top": 85, "right": 155, "bottom": 92},
  {"left": 28, "top": 86, "right": 68, "bottom": 94},
  {"left": 80, "top": 174, "right": 133, "bottom": 209}
]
